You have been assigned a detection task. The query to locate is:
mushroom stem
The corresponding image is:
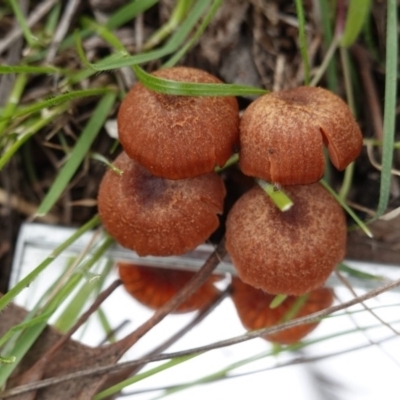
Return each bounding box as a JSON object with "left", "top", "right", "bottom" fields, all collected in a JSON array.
[{"left": 256, "top": 179, "right": 293, "bottom": 212}]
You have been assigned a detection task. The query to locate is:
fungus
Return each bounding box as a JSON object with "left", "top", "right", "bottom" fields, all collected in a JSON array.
[
  {"left": 118, "top": 262, "right": 222, "bottom": 313},
  {"left": 98, "top": 151, "right": 226, "bottom": 256},
  {"left": 239, "top": 86, "right": 363, "bottom": 185},
  {"left": 118, "top": 66, "right": 240, "bottom": 180},
  {"left": 231, "top": 277, "right": 334, "bottom": 344},
  {"left": 225, "top": 183, "right": 347, "bottom": 296}
]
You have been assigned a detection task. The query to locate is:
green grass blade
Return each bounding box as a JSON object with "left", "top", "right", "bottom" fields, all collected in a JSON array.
[
  {"left": 376, "top": 0, "right": 398, "bottom": 217},
  {"left": 0, "top": 236, "right": 113, "bottom": 384},
  {"left": 8, "top": 0, "right": 38, "bottom": 47},
  {"left": 90, "top": 153, "right": 123, "bottom": 175},
  {"left": 0, "top": 320, "right": 49, "bottom": 383},
  {"left": 94, "top": 355, "right": 198, "bottom": 400},
  {"left": 144, "top": 0, "right": 194, "bottom": 50},
  {"left": 341, "top": 0, "right": 372, "bottom": 47},
  {"left": 0, "top": 65, "right": 68, "bottom": 75},
  {"left": 0, "top": 274, "right": 85, "bottom": 384},
  {"left": 54, "top": 259, "right": 113, "bottom": 333},
  {"left": 269, "top": 294, "right": 288, "bottom": 309},
  {"left": 320, "top": 179, "right": 372, "bottom": 238},
  {"left": 80, "top": 17, "right": 126, "bottom": 52},
  {"left": 106, "top": 0, "right": 159, "bottom": 30},
  {"left": 0, "top": 312, "right": 51, "bottom": 349},
  {"left": 0, "top": 215, "right": 100, "bottom": 313},
  {"left": 294, "top": 0, "right": 310, "bottom": 85},
  {"left": 0, "top": 88, "right": 112, "bottom": 125},
  {"left": 0, "top": 73, "right": 27, "bottom": 135},
  {"left": 0, "top": 105, "right": 68, "bottom": 170},
  {"left": 133, "top": 65, "right": 267, "bottom": 96},
  {"left": 338, "top": 263, "right": 385, "bottom": 281},
  {"left": 36, "top": 92, "right": 117, "bottom": 216},
  {"left": 86, "top": 0, "right": 212, "bottom": 70},
  {"left": 53, "top": 279, "right": 97, "bottom": 333},
  {"left": 54, "top": 0, "right": 158, "bottom": 55},
  {"left": 319, "top": 0, "right": 338, "bottom": 91},
  {"left": 163, "top": 0, "right": 223, "bottom": 68},
  {"left": 44, "top": 2, "right": 62, "bottom": 36},
  {"left": 256, "top": 179, "right": 293, "bottom": 212}
]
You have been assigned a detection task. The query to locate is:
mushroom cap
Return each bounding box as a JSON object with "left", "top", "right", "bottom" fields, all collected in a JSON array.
[
  {"left": 118, "top": 262, "right": 222, "bottom": 313},
  {"left": 98, "top": 151, "right": 226, "bottom": 256},
  {"left": 225, "top": 183, "right": 347, "bottom": 296},
  {"left": 118, "top": 66, "right": 240, "bottom": 180},
  {"left": 239, "top": 86, "right": 363, "bottom": 185},
  {"left": 231, "top": 277, "right": 334, "bottom": 344}
]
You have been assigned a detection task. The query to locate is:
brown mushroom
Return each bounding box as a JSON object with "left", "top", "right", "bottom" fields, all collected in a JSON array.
[
  {"left": 118, "top": 66, "right": 240, "bottom": 180},
  {"left": 225, "top": 183, "right": 347, "bottom": 296},
  {"left": 239, "top": 86, "right": 363, "bottom": 185},
  {"left": 98, "top": 151, "right": 226, "bottom": 256},
  {"left": 118, "top": 262, "right": 222, "bottom": 313},
  {"left": 231, "top": 277, "right": 334, "bottom": 344}
]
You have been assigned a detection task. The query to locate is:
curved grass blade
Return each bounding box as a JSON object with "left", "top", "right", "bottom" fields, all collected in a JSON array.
[
  {"left": 80, "top": 17, "right": 126, "bottom": 52},
  {"left": 35, "top": 91, "right": 117, "bottom": 217},
  {"left": 133, "top": 65, "right": 267, "bottom": 96},
  {"left": 341, "top": 0, "right": 372, "bottom": 48}
]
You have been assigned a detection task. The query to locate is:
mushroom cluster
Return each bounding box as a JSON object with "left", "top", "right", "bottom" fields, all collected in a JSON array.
[
  {"left": 98, "top": 66, "right": 240, "bottom": 256},
  {"left": 98, "top": 68, "right": 363, "bottom": 343},
  {"left": 226, "top": 86, "right": 363, "bottom": 299},
  {"left": 224, "top": 87, "right": 361, "bottom": 342}
]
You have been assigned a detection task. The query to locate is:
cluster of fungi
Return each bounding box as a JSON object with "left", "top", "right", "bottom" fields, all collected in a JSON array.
[{"left": 98, "top": 66, "right": 363, "bottom": 344}]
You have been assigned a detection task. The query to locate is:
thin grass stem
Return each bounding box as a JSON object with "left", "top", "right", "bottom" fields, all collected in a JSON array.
[
  {"left": 294, "top": 0, "right": 310, "bottom": 85},
  {"left": 376, "top": 0, "right": 398, "bottom": 217}
]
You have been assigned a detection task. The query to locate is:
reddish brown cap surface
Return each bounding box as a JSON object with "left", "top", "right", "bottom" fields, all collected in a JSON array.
[
  {"left": 98, "top": 152, "right": 226, "bottom": 256},
  {"left": 231, "top": 277, "right": 334, "bottom": 344},
  {"left": 239, "top": 86, "right": 363, "bottom": 185},
  {"left": 225, "top": 183, "right": 347, "bottom": 295},
  {"left": 118, "top": 66, "right": 240, "bottom": 179},
  {"left": 118, "top": 262, "right": 222, "bottom": 313}
]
